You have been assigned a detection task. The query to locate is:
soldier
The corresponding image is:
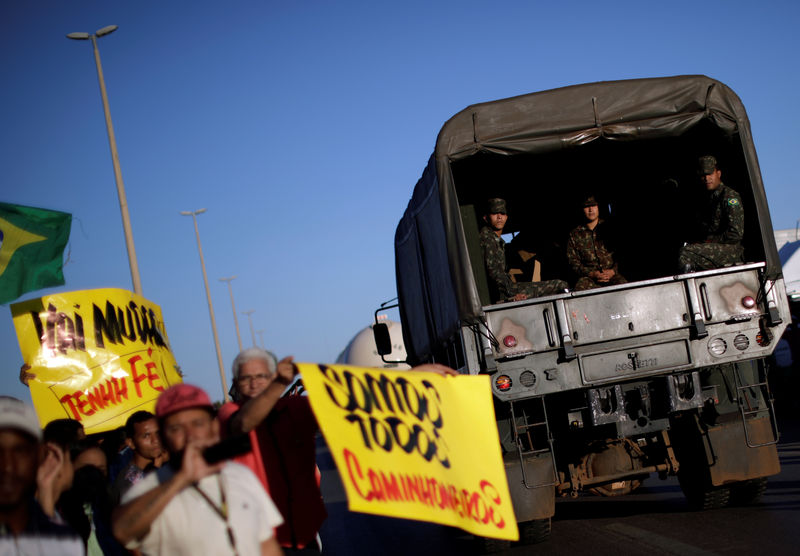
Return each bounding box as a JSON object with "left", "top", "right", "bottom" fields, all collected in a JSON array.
[
  {"left": 479, "top": 198, "right": 568, "bottom": 302},
  {"left": 567, "top": 194, "right": 626, "bottom": 290},
  {"left": 678, "top": 155, "right": 745, "bottom": 272}
]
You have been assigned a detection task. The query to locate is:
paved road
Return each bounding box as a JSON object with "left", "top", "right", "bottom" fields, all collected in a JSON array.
[{"left": 316, "top": 417, "right": 800, "bottom": 555}]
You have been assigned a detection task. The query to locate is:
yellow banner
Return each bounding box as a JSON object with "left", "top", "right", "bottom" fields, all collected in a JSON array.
[
  {"left": 11, "top": 288, "right": 182, "bottom": 434},
  {"left": 298, "top": 363, "right": 518, "bottom": 541}
]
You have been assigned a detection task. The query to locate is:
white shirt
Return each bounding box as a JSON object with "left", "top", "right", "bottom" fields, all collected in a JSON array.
[{"left": 121, "top": 462, "right": 283, "bottom": 556}]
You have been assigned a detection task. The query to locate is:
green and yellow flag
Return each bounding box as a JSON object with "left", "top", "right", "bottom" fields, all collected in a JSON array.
[{"left": 0, "top": 202, "right": 71, "bottom": 305}]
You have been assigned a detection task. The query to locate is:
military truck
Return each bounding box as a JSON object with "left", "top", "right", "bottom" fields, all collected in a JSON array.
[{"left": 376, "top": 75, "right": 790, "bottom": 547}]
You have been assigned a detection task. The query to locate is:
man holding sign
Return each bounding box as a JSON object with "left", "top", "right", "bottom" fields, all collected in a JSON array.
[
  {"left": 12, "top": 288, "right": 183, "bottom": 435},
  {"left": 298, "top": 362, "right": 519, "bottom": 542},
  {"left": 218, "top": 348, "right": 325, "bottom": 553}
]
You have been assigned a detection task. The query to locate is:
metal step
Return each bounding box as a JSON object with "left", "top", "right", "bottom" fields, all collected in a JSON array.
[
  {"left": 733, "top": 361, "right": 779, "bottom": 448},
  {"left": 510, "top": 397, "right": 559, "bottom": 489}
]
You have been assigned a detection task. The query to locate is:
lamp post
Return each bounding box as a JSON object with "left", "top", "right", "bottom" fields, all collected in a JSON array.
[
  {"left": 256, "top": 329, "right": 265, "bottom": 349},
  {"left": 219, "top": 276, "right": 243, "bottom": 352},
  {"left": 180, "top": 209, "right": 229, "bottom": 402},
  {"left": 242, "top": 309, "right": 257, "bottom": 347},
  {"left": 67, "top": 25, "right": 142, "bottom": 295}
]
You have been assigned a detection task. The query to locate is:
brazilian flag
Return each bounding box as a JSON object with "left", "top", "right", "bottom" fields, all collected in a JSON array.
[{"left": 0, "top": 202, "right": 71, "bottom": 305}]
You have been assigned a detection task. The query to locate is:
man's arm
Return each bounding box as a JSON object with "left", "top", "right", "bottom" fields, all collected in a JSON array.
[
  {"left": 410, "top": 363, "right": 458, "bottom": 376},
  {"left": 112, "top": 441, "right": 223, "bottom": 545},
  {"left": 480, "top": 229, "right": 516, "bottom": 300},
  {"left": 261, "top": 536, "right": 284, "bottom": 556},
  {"left": 720, "top": 192, "right": 744, "bottom": 244},
  {"left": 229, "top": 357, "right": 297, "bottom": 435}
]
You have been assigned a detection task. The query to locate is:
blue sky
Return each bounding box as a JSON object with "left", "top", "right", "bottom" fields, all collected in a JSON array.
[{"left": 2, "top": 0, "right": 799, "bottom": 403}]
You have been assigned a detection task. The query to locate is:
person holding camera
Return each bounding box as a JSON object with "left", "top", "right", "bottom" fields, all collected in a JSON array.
[{"left": 112, "top": 383, "right": 284, "bottom": 556}]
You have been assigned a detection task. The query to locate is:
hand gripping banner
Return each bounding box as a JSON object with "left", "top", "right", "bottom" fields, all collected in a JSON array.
[
  {"left": 12, "top": 288, "right": 183, "bottom": 434},
  {"left": 298, "top": 363, "right": 518, "bottom": 541}
]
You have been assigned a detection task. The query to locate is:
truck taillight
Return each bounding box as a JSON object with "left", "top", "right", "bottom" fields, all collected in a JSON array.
[{"left": 495, "top": 375, "right": 512, "bottom": 391}]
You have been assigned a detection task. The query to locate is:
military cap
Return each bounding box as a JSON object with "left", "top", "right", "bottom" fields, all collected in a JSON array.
[
  {"left": 582, "top": 195, "right": 598, "bottom": 207},
  {"left": 486, "top": 198, "right": 507, "bottom": 215},
  {"left": 697, "top": 155, "right": 718, "bottom": 175}
]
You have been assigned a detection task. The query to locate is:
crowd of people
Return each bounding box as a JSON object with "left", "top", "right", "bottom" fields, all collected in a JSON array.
[
  {"left": 2, "top": 349, "right": 458, "bottom": 556},
  {"left": 480, "top": 155, "right": 745, "bottom": 302},
  {"left": 2, "top": 349, "right": 331, "bottom": 555}
]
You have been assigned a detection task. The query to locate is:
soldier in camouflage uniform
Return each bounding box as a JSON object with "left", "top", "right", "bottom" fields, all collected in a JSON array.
[
  {"left": 567, "top": 195, "right": 627, "bottom": 290},
  {"left": 479, "top": 198, "right": 568, "bottom": 303},
  {"left": 678, "top": 155, "right": 745, "bottom": 271}
]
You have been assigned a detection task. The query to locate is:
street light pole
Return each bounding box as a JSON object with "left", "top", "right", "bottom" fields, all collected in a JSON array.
[
  {"left": 219, "top": 276, "right": 243, "bottom": 352},
  {"left": 181, "top": 209, "right": 229, "bottom": 402},
  {"left": 67, "top": 25, "right": 142, "bottom": 295},
  {"left": 242, "top": 309, "right": 257, "bottom": 347}
]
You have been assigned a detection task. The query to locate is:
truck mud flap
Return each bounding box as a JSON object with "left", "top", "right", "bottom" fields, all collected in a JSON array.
[
  {"left": 503, "top": 452, "right": 556, "bottom": 522},
  {"left": 672, "top": 413, "right": 780, "bottom": 487},
  {"left": 706, "top": 416, "right": 780, "bottom": 485}
]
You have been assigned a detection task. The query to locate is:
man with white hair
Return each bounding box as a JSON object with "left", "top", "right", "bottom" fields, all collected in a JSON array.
[{"left": 218, "top": 348, "right": 325, "bottom": 553}]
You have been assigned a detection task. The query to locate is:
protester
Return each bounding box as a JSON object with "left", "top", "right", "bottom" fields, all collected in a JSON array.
[
  {"left": 219, "top": 348, "right": 325, "bottom": 553},
  {"left": 103, "top": 427, "right": 133, "bottom": 488},
  {"left": 37, "top": 419, "right": 84, "bottom": 522},
  {"left": 0, "top": 396, "right": 84, "bottom": 555},
  {"left": 58, "top": 439, "right": 125, "bottom": 556},
  {"left": 112, "top": 383, "right": 283, "bottom": 555},
  {"left": 111, "top": 411, "right": 163, "bottom": 504}
]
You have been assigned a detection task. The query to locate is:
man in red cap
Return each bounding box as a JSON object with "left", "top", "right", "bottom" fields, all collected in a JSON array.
[{"left": 112, "top": 384, "right": 284, "bottom": 555}]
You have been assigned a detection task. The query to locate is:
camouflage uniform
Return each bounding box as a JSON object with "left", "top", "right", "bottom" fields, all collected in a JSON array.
[
  {"left": 479, "top": 226, "right": 568, "bottom": 302},
  {"left": 566, "top": 220, "right": 627, "bottom": 291},
  {"left": 678, "top": 182, "right": 744, "bottom": 270}
]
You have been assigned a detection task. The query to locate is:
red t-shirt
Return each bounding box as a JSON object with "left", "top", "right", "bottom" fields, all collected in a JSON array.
[
  {"left": 217, "top": 401, "right": 270, "bottom": 492},
  {"left": 218, "top": 396, "right": 326, "bottom": 549}
]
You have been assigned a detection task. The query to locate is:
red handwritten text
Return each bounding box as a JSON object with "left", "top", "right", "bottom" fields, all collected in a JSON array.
[
  {"left": 343, "top": 448, "right": 507, "bottom": 530},
  {"left": 58, "top": 349, "right": 164, "bottom": 422}
]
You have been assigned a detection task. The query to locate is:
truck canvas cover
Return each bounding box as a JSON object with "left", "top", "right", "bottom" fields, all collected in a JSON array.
[{"left": 395, "top": 75, "right": 779, "bottom": 364}]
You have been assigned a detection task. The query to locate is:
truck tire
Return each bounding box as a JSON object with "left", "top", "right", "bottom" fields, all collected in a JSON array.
[
  {"left": 518, "top": 517, "right": 551, "bottom": 545},
  {"left": 729, "top": 477, "right": 768, "bottom": 505},
  {"left": 680, "top": 480, "right": 730, "bottom": 510},
  {"left": 476, "top": 537, "right": 510, "bottom": 554}
]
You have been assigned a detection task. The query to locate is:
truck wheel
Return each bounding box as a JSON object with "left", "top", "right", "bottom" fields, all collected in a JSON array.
[
  {"left": 729, "top": 477, "right": 768, "bottom": 505},
  {"left": 680, "top": 481, "right": 730, "bottom": 510},
  {"left": 518, "top": 517, "right": 551, "bottom": 545},
  {"left": 476, "top": 537, "right": 511, "bottom": 554}
]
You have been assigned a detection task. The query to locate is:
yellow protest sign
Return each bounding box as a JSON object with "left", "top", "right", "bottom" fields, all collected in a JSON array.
[
  {"left": 11, "top": 288, "right": 182, "bottom": 434},
  {"left": 298, "top": 363, "right": 518, "bottom": 541}
]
